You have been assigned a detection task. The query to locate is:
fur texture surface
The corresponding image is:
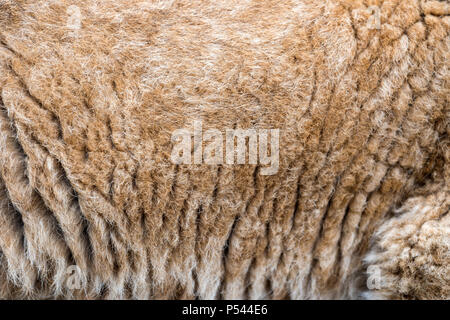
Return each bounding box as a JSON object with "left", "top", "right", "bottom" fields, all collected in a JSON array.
[{"left": 0, "top": 0, "right": 448, "bottom": 299}]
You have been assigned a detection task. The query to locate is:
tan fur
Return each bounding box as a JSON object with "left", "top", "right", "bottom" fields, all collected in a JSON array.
[{"left": 0, "top": 0, "right": 448, "bottom": 299}]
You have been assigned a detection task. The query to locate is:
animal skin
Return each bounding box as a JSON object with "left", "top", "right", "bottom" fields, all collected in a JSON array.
[{"left": 0, "top": 0, "right": 448, "bottom": 299}]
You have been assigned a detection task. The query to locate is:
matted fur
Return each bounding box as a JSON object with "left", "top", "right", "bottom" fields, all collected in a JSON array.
[{"left": 0, "top": 0, "right": 448, "bottom": 299}]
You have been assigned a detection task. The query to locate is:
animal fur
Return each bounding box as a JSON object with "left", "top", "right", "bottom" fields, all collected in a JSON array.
[{"left": 0, "top": 0, "right": 448, "bottom": 299}]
